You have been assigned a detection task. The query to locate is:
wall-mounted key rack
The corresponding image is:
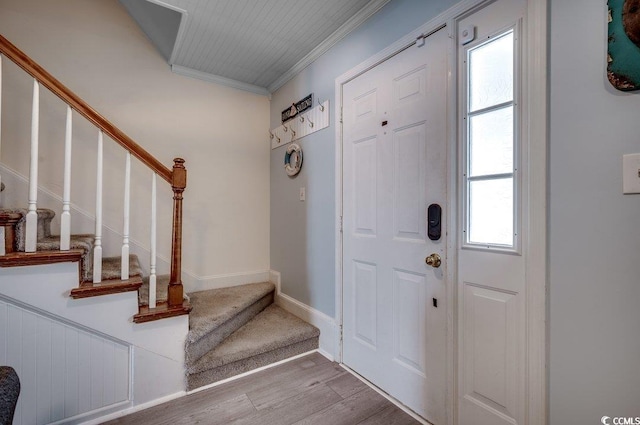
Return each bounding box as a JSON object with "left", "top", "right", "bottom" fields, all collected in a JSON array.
[{"left": 270, "top": 100, "right": 329, "bottom": 149}]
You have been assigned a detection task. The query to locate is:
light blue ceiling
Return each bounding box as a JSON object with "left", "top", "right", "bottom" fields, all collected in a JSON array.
[{"left": 120, "top": 0, "right": 390, "bottom": 95}]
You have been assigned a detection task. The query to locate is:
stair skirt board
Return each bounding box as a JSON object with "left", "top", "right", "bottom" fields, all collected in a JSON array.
[{"left": 186, "top": 337, "right": 319, "bottom": 391}]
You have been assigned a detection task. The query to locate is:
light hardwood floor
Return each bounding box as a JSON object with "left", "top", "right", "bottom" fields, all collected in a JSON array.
[{"left": 103, "top": 352, "right": 420, "bottom": 425}]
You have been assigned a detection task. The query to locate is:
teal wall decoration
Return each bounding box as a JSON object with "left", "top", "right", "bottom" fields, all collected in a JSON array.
[{"left": 608, "top": 0, "right": 640, "bottom": 91}]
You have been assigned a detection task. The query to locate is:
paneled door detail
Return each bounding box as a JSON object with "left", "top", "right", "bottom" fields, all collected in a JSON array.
[
  {"left": 342, "top": 27, "right": 448, "bottom": 423},
  {"left": 457, "top": 1, "right": 527, "bottom": 424}
]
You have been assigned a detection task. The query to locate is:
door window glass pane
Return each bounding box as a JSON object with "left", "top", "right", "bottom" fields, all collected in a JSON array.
[
  {"left": 469, "top": 178, "right": 513, "bottom": 246},
  {"left": 469, "top": 106, "right": 513, "bottom": 177},
  {"left": 469, "top": 31, "right": 513, "bottom": 112}
]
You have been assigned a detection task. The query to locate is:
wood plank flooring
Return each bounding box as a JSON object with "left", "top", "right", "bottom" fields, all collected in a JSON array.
[{"left": 103, "top": 352, "right": 420, "bottom": 425}]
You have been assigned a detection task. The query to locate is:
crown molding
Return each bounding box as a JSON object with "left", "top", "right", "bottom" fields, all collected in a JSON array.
[
  {"left": 171, "top": 64, "right": 270, "bottom": 97},
  {"left": 267, "top": 0, "right": 392, "bottom": 93}
]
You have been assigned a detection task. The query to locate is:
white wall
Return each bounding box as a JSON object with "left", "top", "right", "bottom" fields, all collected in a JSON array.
[
  {"left": 269, "top": 0, "right": 459, "bottom": 318},
  {"left": 0, "top": 0, "right": 271, "bottom": 290},
  {"left": 549, "top": 0, "right": 640, "bottom": 421}
]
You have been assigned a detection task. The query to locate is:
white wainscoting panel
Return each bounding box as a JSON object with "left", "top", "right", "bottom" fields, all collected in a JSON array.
[{"left": 0, "top": 296, "right": 131, "bottom": 425}]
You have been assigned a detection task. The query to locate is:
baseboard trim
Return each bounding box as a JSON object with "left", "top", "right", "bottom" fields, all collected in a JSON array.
[
  {"left": 77, "top": 392, "right": 186, "bottom": 425},
  {"left": 270, "top": 273, "right": 339, "bottom": 361},
  {"left": 183, "top": 269, "right": 271, "bottom": 293}
]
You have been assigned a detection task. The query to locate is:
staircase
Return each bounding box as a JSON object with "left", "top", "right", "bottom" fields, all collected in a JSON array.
[
  {"left": 0, "top": 207, "right": 320, "bottom": 390},
  {"left": 0, "top": 34, "right": 321, "bottom": 397},
  {"left": 0, "top": 207, "right": 190, "bottom": 322}
]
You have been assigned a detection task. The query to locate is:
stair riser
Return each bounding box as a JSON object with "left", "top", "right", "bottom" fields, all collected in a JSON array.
[
  {"left": 33, "top": 237, "right": 94, "bottom": 282},
  {"left": 186, "top": 292, "right": 274, "bottom": 365},
  {"left": 186, "top": 337, "right": 319, "bottom": 391}
]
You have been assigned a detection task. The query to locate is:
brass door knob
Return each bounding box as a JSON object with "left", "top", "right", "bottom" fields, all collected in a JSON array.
[{"left": 425, "top": 253, "right": 441, "bottom": 268}]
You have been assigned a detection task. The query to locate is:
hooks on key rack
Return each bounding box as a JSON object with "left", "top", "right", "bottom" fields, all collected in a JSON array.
[
  {"left": 269, "top": 130, "right": 280, "bottom": 144},
  {"left": 269, "top": 99, "right": 329, "bottom": 149}
]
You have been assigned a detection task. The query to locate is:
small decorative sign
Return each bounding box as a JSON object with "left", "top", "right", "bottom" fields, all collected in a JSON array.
[
  {"left": 608, "top": 0, "right": 640, "bottom": 91},
  {"left": 281, "top": 94, "right": 313, "bottom": 123}
]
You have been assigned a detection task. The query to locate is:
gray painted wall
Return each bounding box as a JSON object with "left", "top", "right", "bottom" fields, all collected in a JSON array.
[
  {"left": 549, "top": 0, "right": 640, "bottom": 421},
  {"left": 270, "top": 0, "right": 459, "bottom": 318},
  {"left": 272, "top": 0, "right": 640, "bottom": 418}
]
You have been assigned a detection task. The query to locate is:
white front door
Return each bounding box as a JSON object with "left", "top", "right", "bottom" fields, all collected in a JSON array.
[
  {"left": 342, "top": 27, "right": 448, "bottom": 423},
  {"left": 457, "top": 1, "right": 528, "bottom": 424}
]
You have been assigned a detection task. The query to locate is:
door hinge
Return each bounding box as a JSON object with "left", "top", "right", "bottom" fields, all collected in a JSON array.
[
  {"left": 340, "top": 107, "right": 343, "bottom": 124},
  {"left": 339, "top": 216, "right": 343, "bottom": 233}
]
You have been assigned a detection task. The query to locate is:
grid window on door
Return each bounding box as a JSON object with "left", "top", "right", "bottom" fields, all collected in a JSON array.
[{"left": 464, "top": 29, "right": 517, "bottom": 248}]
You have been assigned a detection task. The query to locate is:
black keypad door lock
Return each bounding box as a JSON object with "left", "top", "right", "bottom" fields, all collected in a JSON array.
[{"left": 427, "top": 203, "right": 441, "bottom": 241}]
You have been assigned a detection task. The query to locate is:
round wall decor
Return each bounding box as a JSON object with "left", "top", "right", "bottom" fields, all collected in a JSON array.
[{"left": 284, "top": 143, "right": 303, "bottom": 177}]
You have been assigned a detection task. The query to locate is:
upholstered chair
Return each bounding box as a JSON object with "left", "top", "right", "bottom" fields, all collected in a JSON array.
[{"left": 0, "top": 366, "right": 20, "bottom": 425}]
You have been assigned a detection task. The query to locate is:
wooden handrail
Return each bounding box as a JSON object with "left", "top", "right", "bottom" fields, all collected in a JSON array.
[
  {"left": 0, "top": 35, "right": 172, "bottom": 183},
  {"left": 0, "top": 35, "right": 186, "bottom": 311}
]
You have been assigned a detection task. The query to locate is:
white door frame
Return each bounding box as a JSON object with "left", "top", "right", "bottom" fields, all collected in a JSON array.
[{"left": 333, "top": 0, "right": 547, "bottom": 424}]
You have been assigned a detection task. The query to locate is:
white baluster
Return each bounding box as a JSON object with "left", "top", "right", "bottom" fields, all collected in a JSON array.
[
  {"left": 149, "top": 173, "right": 157, "bottom": 308},
  {"left": 25, "top": 79, "right": 39, "bottom": 252},
  {"left": 92, "top": 131, "right": 103, "bottom": 283},
  {"left": 121, "top": 152, "right": 131, "bottom": 280},
  {"left": 60, "top": 106, "right": 72, "bottom": 251}
]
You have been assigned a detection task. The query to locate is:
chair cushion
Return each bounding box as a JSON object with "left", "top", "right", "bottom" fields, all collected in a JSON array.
[{"left": 0, "top": 366, "right": 20, "bottom": 425}]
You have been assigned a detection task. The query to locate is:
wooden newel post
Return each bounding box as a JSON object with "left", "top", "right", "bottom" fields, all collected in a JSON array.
[{"left": 169, "top": 158, "right": 186, "bottom": 307}]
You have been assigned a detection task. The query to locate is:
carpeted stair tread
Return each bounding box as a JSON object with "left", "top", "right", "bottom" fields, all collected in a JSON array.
[
  {"left": 138, "top": 274, "right": 190, "bottom": 306},
  {"left": 139, "top": 274, "right": 169, "bottom": 306},
  {"left": 69, "top": 254, "right": 143, "bottom": 298},
  {"left": 38, "top": 234, "right": 95, "bottom": 250},
  {"left": 187, "top": 304, "right": 319, "bottom": 375},
  {"left": 186, "top": 282, "right": 275, "bottom": 345},
  {"left": 100, "top": 254, "right": 143, "bottom": 280}
]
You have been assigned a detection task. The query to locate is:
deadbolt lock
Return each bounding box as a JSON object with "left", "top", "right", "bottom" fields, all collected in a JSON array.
[{"left": 425, "top": 253, "right": 441, "bottom": 268}]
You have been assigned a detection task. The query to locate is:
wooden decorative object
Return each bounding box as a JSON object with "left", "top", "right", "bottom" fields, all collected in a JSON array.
[{"left": 608, "top": 0, "right": 640, "bottom": 91}]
